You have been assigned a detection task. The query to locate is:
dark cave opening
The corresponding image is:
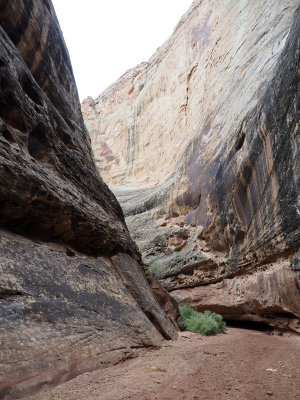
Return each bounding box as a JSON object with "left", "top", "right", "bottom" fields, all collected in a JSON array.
[{"left": 225, "top": 319, "right": 273, "bottom": 332}]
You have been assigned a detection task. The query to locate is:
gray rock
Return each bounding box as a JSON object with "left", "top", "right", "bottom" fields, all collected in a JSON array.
[{"left": 0, "top": 1, "right": 177, "bottom": 398}]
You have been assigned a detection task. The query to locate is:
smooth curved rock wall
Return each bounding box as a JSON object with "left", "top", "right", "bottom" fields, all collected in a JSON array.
[
  {"left": 0, "top": 1, "right": 177, "bottom": 398},
  {"left": 83, "top": 0, "right": 300, "bottom": 332}
]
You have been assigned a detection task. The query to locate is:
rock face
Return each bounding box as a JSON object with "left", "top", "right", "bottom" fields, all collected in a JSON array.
[
  {"left": 82, "top": 0, "right": 300, "bottom": 333},
  {"left": 0, "top": 1, "right": 177, "bottom": 398}
]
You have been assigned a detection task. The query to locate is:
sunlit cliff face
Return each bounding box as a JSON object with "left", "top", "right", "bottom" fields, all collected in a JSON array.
[{"left": 83, "top": 0, "right": 300, "bottom": 333}]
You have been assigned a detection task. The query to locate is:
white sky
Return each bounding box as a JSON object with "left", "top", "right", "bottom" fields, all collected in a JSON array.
[{"left": 52, "top": 1, "right": 194, "bottom": 101}]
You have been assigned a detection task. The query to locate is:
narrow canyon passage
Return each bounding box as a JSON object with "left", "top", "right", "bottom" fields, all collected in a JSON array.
[
  {"left": 24, "top": 328, "right": 300, "bottom": 400},
  {"left": 1, "top": 0, "right": 300, "bottom": 398}
]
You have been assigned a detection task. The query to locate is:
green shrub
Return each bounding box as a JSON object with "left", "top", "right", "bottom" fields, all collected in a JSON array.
[
  {"left": 146, "top": 262, "right": 163, "bottom": 277},
  {"left": 178, "top": 304, "right": 226, "bottom": 335}
]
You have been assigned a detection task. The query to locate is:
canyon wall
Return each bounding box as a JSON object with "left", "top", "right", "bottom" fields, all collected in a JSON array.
[
  {"left": 0, "top": 1, "right": 177, "bottom": 398},
  {"left": 82, "top": 0, "right": 300, "bottom": 332}
]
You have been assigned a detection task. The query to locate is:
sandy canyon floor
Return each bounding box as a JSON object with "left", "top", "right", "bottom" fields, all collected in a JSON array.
[{"left": 24, "top": 328, "right": 300, "bottom": 400}]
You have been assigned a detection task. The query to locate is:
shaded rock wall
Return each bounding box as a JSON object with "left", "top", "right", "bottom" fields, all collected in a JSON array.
[
  {"left": 0, "top": 1, "right": 177, "bottom": 398},
  {"left": 82, "top": 0, "right": 300, "bottom": 332}
]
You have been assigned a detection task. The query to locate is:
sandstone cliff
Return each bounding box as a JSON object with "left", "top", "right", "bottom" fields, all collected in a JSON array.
[
  {"left": 0, "top": 1, "right": 177, "bottom": 398},
  {"left": 82, "top": 0, "right": 300, "bottom": 332}
]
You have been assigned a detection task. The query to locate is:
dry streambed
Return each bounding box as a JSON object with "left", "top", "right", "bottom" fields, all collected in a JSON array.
[{"left": 23, "top": 328, "right": 300, "bottom": 400}]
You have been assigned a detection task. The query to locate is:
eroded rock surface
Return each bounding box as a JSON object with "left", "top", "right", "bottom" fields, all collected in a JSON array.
[
  {"left": 82, "top": 0, "right": 300, "bottom": 332},
  {"left": 0, "top": 1, "right": 177, "bottom": 398}
]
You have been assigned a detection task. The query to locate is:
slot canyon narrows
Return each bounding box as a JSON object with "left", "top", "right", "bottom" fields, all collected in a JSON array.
[{"left": 0, "top": 1, "right": 300, "bottom": 399}]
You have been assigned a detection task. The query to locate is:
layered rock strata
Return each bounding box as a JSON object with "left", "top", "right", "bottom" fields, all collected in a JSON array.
[
  {"left": 0, "top": 1, "right": 177, "bottom": 398},
  {"left": 82, "top": 0, "right": 300, "bottom": 332}
]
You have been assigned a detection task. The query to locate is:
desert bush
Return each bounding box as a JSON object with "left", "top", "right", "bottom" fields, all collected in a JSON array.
[
  {"left": 178, "top": 304, "right": 226, "bottom": 335},
  {"left": 146, "top": 262, "right": 163, "bottom": 277}
]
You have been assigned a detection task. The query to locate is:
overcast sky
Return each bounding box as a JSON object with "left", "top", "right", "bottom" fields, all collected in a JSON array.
[{"left": 52, "top": 0, "right": 193, "bottom": 101}]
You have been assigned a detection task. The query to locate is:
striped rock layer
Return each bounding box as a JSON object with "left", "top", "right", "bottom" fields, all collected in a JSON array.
[
  {"left": 0, "top": 1, "right": 177, "bottom": 398},
  {"left": 82, "top": 0, "right": 300, "bottom": 332}
]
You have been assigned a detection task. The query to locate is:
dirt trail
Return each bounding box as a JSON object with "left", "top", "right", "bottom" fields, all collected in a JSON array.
[{"left": 24, "top": 328, "right": 300, "bottom": 400}]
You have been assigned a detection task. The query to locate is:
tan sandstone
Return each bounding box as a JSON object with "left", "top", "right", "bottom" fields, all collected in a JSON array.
[{"left": 82, "top": 0, "right": 300, "bottom": 332}]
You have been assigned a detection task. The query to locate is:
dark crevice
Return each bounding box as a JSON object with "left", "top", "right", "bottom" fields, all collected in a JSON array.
[
  {"left": 56, "top": 124, "right": 74, "bottom": 149},
  {"left": 28, "top": 125, "right": 50, "bottom": 161},
  {"left": 0, "top": 288, "right": 26, "bottom": 299},
  {"left": 0, "top": 89, "right": 27, "bottom": 132},
  {"left": 225, "top": 319, "right": 272, "bottom": 332},
  {"left": 78, "top": 263, "right": 102, "bottom": 276},
  {"left": 65, "top": 247, "right": 76, "bottom": 257},
  {"left": 144, "top": 310, "right": 171, "bottom": 340},
  {"left": 235, "top": 131, "right": 245, "bottom": 151},
  {"left": 20, "top": 74, "right": 43, "bottom": 106},
  {"left": 2, "top": 128, "right": 15, "bottom": 143},
  {"left": 271, "top": 311, "right": 297, "bottom": 319},
  {"left": 0, "top": 56, "right": 7, "bottom": 68}
]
